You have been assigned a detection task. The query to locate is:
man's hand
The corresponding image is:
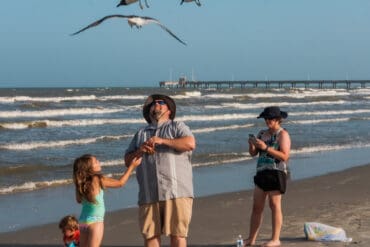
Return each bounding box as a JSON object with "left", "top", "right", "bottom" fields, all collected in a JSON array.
[{"left": 140, "top": 140, "right": 155, "bottom": 155}]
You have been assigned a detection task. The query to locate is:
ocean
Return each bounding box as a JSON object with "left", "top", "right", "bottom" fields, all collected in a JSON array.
[{"left": 0, "top": 86, "right": 370, "bottom": 233}]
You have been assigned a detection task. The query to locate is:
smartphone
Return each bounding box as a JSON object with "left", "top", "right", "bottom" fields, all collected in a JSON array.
[{"left": 249, "top": 134, "right": 257, "bottom": 143}]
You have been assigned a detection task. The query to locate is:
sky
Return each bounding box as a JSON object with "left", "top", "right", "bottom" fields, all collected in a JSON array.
[{"left": 1, "top": 0, "right": 370, "bottom": 88}]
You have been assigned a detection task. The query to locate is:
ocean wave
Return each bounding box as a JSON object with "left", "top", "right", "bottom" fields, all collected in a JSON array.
[
  {"left": 0, "top": 116, "right": 254, "bottom": 130},
  {"left": 0, "top": 118, "right": 145, "bottom": 129},
  {"left": 0, "top": 107, "right": 128, "bottom": 118},
  {"left": 100, "top": 159, "right": 125, "bottom": 167},
  {"left": 244, "top": 89, "right": 352, "bottom": 99},
  {"left": 1, "top": 108, "right": 369, "bottom": 130},
  {"left": 0, "top": 95, "right": 97, "bottom": 103},
  {"left": 217, "top": 100, "right": 358, "bottom": 110},
  {"left": 289, "top": 109, "right": 370, "bottom": 116},
  {"left": 0, "top": 95, "right": 147, "bottom": 103},
  {"left": 1, "top": 89, "right": 369, "bottom": 105},
  {"left": 0, "top": 159, "right": 125, "bottom": 178},
  {"left": 0, "top": 179, "right": 72, "bottom": 195},
  {"left": 172, "top": 91, "right": 202, "bottom": 99},
  {"left": 178, "top": 113, "right": 256, "bottom": 122},
  {"left": 0, "top": 163, "right": 54, "bottom": 176},
  {"left": 192, "top": 155, "right": 252, "bottom": 167},
  {"left": 203, "top": 93, "right": 245, "bottom": 99},
  {"left": 100, "top": 96, "right": 146, "bottom": 101},
  {"left": 2, "top": 142, "right": 370, "bottom": 195},
  {"left": 256, "top": 88, "right": 370, "bottom": 98},
  {"left": 0, "top": 134, "right": 133, "bottom": 150},
  {"left": 192, "top": 124, "right": 254, "bottom": 133},
  {"left": 292, "top": 142, "right": 370, "bottom": 154},
  {"left": 289, "top": 116, "right": 370, "bottom": 125},
  {"left": 0, "top": 124, "right": 254, "bottom": 150}
]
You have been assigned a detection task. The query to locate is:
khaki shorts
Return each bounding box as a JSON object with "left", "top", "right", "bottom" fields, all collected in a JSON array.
[{"left": 139, "top": 197, "right": 193, "bottom": 239}]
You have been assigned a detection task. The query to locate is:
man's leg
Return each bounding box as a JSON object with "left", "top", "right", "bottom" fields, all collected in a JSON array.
[
  {"left": 145, "top": 236, "right": 161, "bottom": 247},
  {"left": 140, "top": 203, "right": 162, "bottom": 247},
  {"left": 170, "top": 235, "right": 186, "bottom": 247},
  {"left": 165, "top": 198, "right": 193, "bottom": 247}
]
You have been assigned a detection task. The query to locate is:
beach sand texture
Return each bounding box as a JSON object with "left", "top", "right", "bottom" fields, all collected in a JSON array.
[{"left": 1, "top": 164, "right": 369, "bottom": 247}]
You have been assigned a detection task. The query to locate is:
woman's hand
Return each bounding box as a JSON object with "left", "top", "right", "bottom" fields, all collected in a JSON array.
[
  {"left": 248, "top": 137, "right": 259, "bottom": 156},
  {"left": 254, "top": 139, "right": 268, "bottom": 151}
]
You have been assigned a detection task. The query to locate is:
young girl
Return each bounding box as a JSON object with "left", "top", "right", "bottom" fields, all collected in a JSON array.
[{"left": 73, "top": 154, "right": 141, "bottom": 247}]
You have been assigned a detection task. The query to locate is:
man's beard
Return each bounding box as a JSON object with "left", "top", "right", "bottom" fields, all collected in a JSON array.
[{"left": 151, "top": 109, "right": 167, "bottom": 121}]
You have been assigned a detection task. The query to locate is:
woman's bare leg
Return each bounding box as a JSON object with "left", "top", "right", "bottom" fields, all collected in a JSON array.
[{"left": 245, "top": 187, "right": 267, "bottom": 246}]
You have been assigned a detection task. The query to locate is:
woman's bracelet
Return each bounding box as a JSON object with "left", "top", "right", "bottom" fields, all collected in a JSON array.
[{"left": 264, "top": 146, "right": 269, "bottom": 152}]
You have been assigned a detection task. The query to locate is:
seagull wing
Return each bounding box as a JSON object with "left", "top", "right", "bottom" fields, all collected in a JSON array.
[
  {"left": 142, "top": 17, "right": 187, "bottom": 46},
  {"left": 117, "top": 0, "right": 139, "bottom": 7},
  {"left": 71, "top": 15, "right": 134, "bottom": 36}
]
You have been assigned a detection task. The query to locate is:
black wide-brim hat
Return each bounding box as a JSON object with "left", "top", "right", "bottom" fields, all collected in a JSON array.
[
  {"left": 257, "top": 106, "right": 288, "bottom": 119},
  {"left": 143, "top": 94, "right": 176, "bottom": 123}
]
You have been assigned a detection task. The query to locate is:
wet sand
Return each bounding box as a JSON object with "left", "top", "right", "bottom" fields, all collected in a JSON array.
[{"left": 1, "top": 163, "right": 369, "bottom": 247}]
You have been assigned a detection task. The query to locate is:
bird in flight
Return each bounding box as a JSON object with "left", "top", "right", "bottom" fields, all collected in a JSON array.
[
  {"left": 116, "top": 0, "right": 149, "bottom": 9},
  {"left": 71, "top": 15, "right": 187, "bottom": 46},
  {"left": 180, "top": 0, "right": 201, "bottom": 7}
]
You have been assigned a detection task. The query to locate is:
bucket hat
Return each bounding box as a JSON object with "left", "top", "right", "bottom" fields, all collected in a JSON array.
[
  {"left": 257, "top": 106, "right": 288, "bottom": 119},
  {"left": 143, "top": 94, "right": 176, "bottom": 123}
]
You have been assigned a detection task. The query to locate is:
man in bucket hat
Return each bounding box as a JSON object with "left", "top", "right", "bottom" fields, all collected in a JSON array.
[{"left": 125, "top": 94, "right": 196, "bottom": 247}]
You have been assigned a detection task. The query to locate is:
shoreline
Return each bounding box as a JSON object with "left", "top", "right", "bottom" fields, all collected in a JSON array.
[{"left": 1, "top": 163, "right": 370, "bottom": 246}]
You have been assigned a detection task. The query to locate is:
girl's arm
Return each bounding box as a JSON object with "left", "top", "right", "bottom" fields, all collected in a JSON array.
[{"left": 101, "top": 156, "right": 142, "bottom": 188}]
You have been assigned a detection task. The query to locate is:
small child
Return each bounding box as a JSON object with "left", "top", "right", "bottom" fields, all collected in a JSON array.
[
  {"left": 73, "top": 154, "right": 141, "bottom": 247},
  {"left": 59, "top": 215, "right": 80, "bottom": 247}
]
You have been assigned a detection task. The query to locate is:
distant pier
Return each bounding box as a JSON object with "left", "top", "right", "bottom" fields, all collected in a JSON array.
[{"left": 159, "top": 79, "right": 370, "bottom": 89}]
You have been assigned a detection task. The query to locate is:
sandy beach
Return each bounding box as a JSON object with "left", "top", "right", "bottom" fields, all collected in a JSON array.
[{"left": 1, "top": 163, "right": 369, "bottom": 247}]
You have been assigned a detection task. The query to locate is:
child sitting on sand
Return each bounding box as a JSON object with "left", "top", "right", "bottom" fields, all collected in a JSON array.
[
  {"left": 59, "top": 215, "right": 80, "bottom": 247},
  {"left": 73, "top": 154, "right": 141, "bottom": 247}
]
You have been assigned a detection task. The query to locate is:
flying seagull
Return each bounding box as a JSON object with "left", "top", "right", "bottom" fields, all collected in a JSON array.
[
  {"left": 116, "top": 0, "right": 149, "bottom": 9},
  {"left": 71, "top": 15, "right": 187, "bottom": 46},
  {"left": 180, "top": 0, "right": 201, "bottom": 7}
]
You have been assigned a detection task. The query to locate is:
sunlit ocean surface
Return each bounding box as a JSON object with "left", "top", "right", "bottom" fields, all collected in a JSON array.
[{"left": 1, "top": 87, "right": 370, "bottom": 232}]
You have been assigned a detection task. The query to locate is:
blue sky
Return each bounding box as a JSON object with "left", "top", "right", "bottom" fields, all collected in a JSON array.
[{"left": 1, "top": 0, "right": 370, "bottom": 87}]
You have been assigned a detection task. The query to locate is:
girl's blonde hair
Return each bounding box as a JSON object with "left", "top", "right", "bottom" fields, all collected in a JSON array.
[{"left": 73, "top": 154, "right": 103, "bottom": 203}]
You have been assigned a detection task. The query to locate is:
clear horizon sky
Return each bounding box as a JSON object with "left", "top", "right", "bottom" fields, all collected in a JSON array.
[{"left": 1, "top": 0, "right": 370, "bottom": 88}]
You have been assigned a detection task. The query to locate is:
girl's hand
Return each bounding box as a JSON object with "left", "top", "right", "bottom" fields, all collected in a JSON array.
[{"left": 130, "top": 156, "right": 142, "bottom": 167}]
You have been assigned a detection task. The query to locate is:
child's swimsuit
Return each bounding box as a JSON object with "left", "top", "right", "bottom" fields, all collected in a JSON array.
[
  {"left": 63, "top": 229, "right": 80, "bottom": 247},
  {"left": 79, "top": 190, "right": 105, "bottom": 227}
]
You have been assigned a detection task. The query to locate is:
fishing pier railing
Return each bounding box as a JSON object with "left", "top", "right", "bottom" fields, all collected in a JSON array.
[{"left": 159, "top": 80, "right": 370, "bottom": 89}]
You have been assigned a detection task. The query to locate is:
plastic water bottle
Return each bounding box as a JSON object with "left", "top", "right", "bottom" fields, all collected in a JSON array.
[{"left": 236, "top": 234, "right": 243, "bottom": 247}]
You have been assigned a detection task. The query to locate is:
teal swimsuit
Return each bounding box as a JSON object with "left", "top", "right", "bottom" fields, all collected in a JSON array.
[{"left": 79, "top": 190, "right": 105, "bottom": 225}]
